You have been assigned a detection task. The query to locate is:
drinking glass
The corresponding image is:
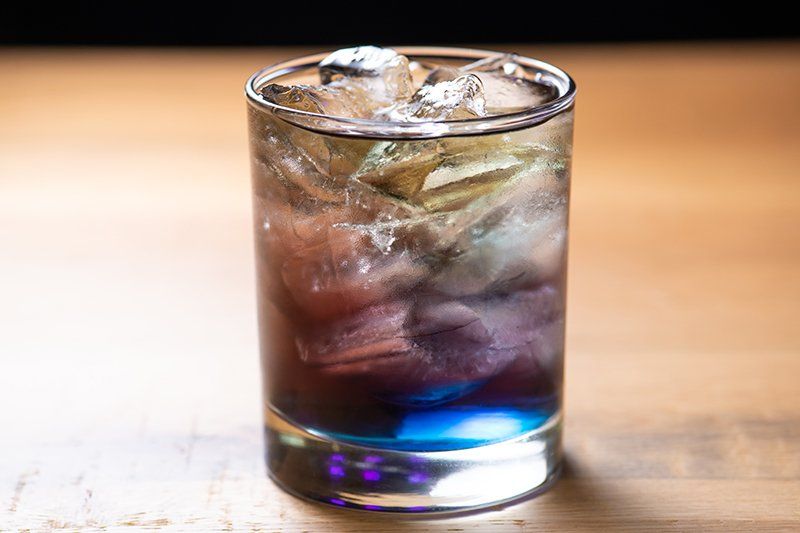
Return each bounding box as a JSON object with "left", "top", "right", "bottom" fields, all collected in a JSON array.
[{"left": 246, "top": 47, "right": 575, "bottom": 513}]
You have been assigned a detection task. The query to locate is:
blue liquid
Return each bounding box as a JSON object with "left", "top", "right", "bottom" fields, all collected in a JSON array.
[{"left": 320, "top": 404, "right": 556, "bottom": 451}]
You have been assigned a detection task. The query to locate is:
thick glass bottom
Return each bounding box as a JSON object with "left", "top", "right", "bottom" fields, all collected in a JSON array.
[{"left": 265, "top": 407, "right": 562, "bottom": 513}]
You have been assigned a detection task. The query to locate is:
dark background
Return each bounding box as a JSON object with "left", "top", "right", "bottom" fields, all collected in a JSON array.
[{"left": 1, "top": 2, "right": 797, "bottom": 46}]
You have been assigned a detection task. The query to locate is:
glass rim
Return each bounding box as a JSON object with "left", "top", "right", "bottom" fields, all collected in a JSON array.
[{"left": 245, "top": 46, "right": 576, "bottom": 139}]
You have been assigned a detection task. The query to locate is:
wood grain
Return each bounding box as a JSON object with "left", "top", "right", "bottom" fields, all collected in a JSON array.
[{"left": 1, "top": 42, "right": 799, "bottom": 531}]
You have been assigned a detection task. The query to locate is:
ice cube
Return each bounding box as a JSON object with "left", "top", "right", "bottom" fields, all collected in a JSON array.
[
  {"left": 353, "top": 140, "right": 443, "bottom": 199},
  {"left": 319, "top": 46, "right": 414, "bottom": 103},
  {"left": 463, "top": 53, "right": 558, "bottom": 113},
  {"left": 251, "top": 122, "right": 342, "bottom": 206},
  {"left": 476, "top": 74, "right": 556, "bottom": 113},
  {"left": 293, "top": 280, "right": 564, "bottom": 406},
  {"left": 421, "top": 55, "right": 557, "bottom": 113},
  {"left": 463, "top": 53, "right": 526, "bottom": 78},
  {"left": 293, "top": 295, "right": 502, "bottom": 406},
  {"left": 469, "top": 285, "right": 564, "bottom": 350},
  {"left": 259, "top": 83, "right": 374, "bottom": 119},
  {"left": 280, "top": 228, "right": 429, "bottom": 320},
  {"left": 468, "top": 285, "right": 566, "bottom": 394},
  {"left": 422, "top": 65, "right": 460, "bottom": 85},
  {"left": 251, "top": 122, "right": 348, "bottom": 206},
  {"left": 423, "top": 182, "right": 568, "bottom": 297},
  {"left": 295, "top": 300, "right": 413, "bottom": 368},
  {"left": 251, "top": 100, "right": 374, "bottom": 187},
  {"left": 384, "top": 74, "right": 487, "bottom": 122},
  {"left": 270, "top": 184, "right": 431, "bottom": 320},
  {"left": 412, "top": 152, "right": 525, "bottom": 212},
  {"left": 252, "top": 123, "right": 433, "bottom": 318},
  {"left": 355, "top": 132, "right": 541, "bottom": 212},
  {"left": 303, "top": 284, "right": 562, "bottom": 406}
]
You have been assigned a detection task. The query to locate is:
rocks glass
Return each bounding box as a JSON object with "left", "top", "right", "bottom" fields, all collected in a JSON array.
[{"left": 246, "top": 47, "right": 575, "bottom": 513}]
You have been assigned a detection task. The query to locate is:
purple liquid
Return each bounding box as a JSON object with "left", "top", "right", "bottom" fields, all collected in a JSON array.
[{"left": 256, "top": 241, "right": 565, "bottom": 451}]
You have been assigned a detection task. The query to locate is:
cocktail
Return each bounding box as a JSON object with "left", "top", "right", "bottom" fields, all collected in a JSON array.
[{"left": 246, "top": 46, "right": 575, "bottom": 512}]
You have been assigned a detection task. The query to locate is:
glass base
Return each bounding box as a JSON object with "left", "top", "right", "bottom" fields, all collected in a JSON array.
[{"left": 265, "top": 407, "right": 562, "bottom": 514}]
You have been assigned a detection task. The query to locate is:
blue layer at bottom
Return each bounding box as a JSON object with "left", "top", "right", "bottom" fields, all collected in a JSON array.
[{"left": 319, "top": 406, "right": 555, "bottom": 451}]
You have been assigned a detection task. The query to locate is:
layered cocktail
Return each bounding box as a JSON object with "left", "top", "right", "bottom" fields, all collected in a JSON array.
[{"left": 246, "top": 46, "right": 575, "bottom": 512}]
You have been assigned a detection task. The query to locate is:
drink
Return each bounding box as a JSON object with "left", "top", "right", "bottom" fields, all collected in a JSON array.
[{"left": 246, "top": 46, "right": 575, "bottom": 512}]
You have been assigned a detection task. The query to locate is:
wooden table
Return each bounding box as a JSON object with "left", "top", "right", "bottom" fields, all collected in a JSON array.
[{"left": 1, "top": 42, "right": 799, "bottom": 531}]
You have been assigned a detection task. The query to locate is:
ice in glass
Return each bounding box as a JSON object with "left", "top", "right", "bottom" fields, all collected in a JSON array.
[{"left": 247, "top": 46, "right": 575, "bottom": 512}]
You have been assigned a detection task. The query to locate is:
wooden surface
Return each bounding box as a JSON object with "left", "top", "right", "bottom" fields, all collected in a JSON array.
[{"left": 1, "top": 42, "right": 799, "bottom": 531}]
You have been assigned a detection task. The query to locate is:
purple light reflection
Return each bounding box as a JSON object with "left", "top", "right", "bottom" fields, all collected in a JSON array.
[
  {"left": 407, "top": 472, "right": 428, "bottom": 484},
  {"left": 329, "top": 498, "right": 346, "bottom": 506},
  {"left": 330, "top": 453, "right": 345, "bottom": 462},
  {"left": 363, "top": 470, "right": 381, "bottom": 481},
  {"left": 328, "top": 465, "right": 345, "bottom": 478},
  {"left": 363, "top": 455, "right": 383, "bottom": 463}
]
